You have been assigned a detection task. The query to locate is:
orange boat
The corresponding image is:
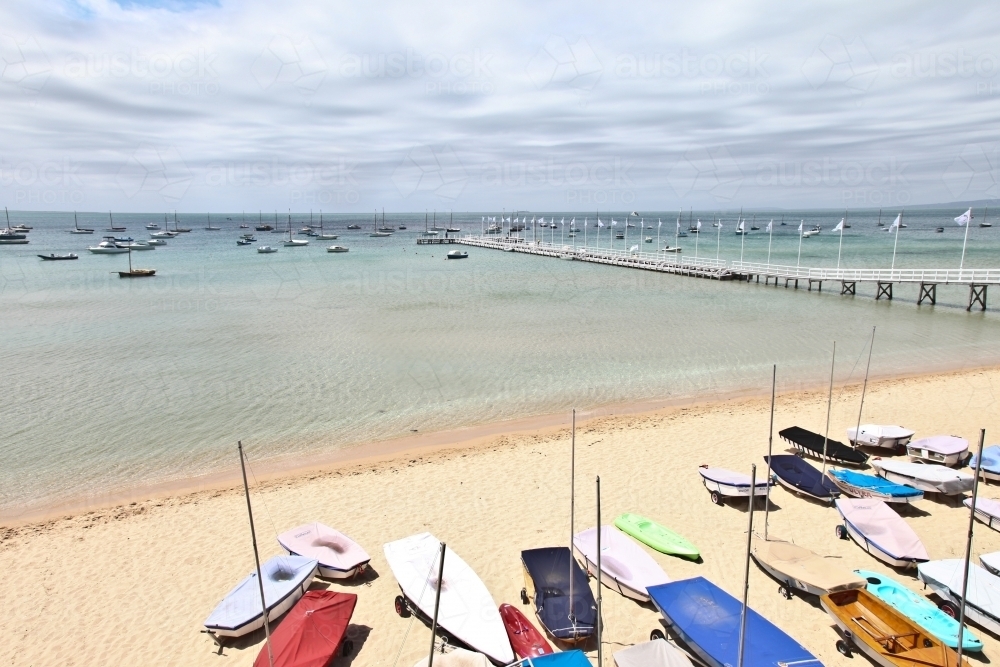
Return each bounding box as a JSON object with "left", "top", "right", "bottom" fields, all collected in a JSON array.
[{"left": 820, "top": 588, "right": 967, "bottom": 667}]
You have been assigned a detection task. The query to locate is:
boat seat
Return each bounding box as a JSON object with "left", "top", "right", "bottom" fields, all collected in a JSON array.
[{"left": 852, "top": 615, "right": 920, "bottom": 652}]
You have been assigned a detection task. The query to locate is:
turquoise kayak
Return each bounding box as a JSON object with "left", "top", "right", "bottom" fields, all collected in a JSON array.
[{"left": 855, "top": 569, "right": 983, "bottom": 651}]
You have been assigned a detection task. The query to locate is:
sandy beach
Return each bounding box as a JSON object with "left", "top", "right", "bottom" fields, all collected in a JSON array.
[{"left": 3, "top": 366, "right": 999, "bottom": 667}]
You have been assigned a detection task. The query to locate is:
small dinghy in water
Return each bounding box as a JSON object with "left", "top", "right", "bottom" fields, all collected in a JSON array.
[
  {"left": 384, "top": 532, "right": 513, "bottom": 665},
  {"left": 918, "top": 560, "right": 1000, "bottom": 638},
  {"left": 573, "top": 525, "right": 670, "bottom": 602},
  {"left": 751, "top": 537, "right": 866, "bottom": 598},
  {"left": 826, "top": 468, "right": 924, "bottom": 504},
  {"left": 277, "top": 523, "right": 370, "bottom": 579},
  {"left": 204, "top": 555, "right": 318, "bottom": 638},
  {"left": 855, "top": 569, "right": 982, "bottom": 651},
  {"left": 647, "top": 577, "right": 822, "bottom": 667},
  {"left": 765, "top": 455, "right": 839, "bottom": 503},
  {"left": 697, "top": 465, "right": 771, "bottom": 505},
  {"left": 871, "top": 459, "right": 973, "bottom": 496},
  {"left": 835, "top": 499, "right": 929, "bottom": 568}
]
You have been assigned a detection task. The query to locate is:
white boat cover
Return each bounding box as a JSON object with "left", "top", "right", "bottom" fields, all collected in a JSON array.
[
  {"left": 870, "top": 459, "right": 974, "bottom": 495},
  {"left": 918, "top": 560, "right": 1000, "bottom": 618},
  {"left": 966, "top": 497, "right": 1000, "bottom": 521},
  {"left": 411, "top": 648, "right": 490, "bottom": 667},
  {"left": 910, "top": 435, "right": 969, "bottom": 456},
  {"left": 981, "top": 552, "right": 1000, "bottom": 575},
  {"left": 751, "top": 538, "right": 866, "bottom": 594},
  {"left": 277, "top": 523, "right": 370, "bottom": 573},
  {"left": 835, "top": 499, "right": 929, "bottom": 562},
  {"left": 698, "top": 467, "right": 768, "bottom": 489},
  {"left": 573, "top": 526, "right": 670, "bottom": 595},
  {"left": 203, "top": 555, "right": 317, "bottom": 631},
  {"left": 614, "top": 639, "right": 693, "bottom": 667},
  {"left": 847, "top": 424, "right": 915, "bottom": 446},
  {"left": 384, "top": 532, "right": 514, "bottom": 665}
]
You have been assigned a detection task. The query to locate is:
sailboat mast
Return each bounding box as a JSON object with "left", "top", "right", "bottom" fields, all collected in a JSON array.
[
  {"left": 737, "top": 464, "right": 756, "bottom": 667},
  {"left": 853, "top": 327, "right": 876, "bottom": 449},
  {"left": 957, "top": 429, "right": 986, "bottom": 665},
  {"left": 596, "top": 475, "right": 603, "bottom": 667},
  {"left": 238, "top": 441, "right": 274, "bottom": 667},
  {"left": 427, "top": 542, "right": 447, "bottom": 667},
  {"left": 821, "top": 342, "right": 836, "bottom": 475},
  {"left": 764, "top": 365, "right": 776, "bottom": 541},
  {"left": 569, "top": 409, "right": 576, "bottom": 629}
]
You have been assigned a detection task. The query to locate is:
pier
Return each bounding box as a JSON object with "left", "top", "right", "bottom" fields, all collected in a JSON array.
[
  {"left": 457, "top": 235, "right": 1000, "bottom": 310},
  {"left": 415, "top": 237, "right": 459, "bottom": 245}
]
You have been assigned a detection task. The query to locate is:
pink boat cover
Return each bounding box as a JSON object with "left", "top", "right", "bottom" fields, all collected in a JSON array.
[
  {"left": 966, "top": 497, "right": 1000, "bottom": 520},
  {"left": 910, "top": 435, "right": 968, "bottom": 456},
  {"left": 277, "top": 523, "right": 370, "bottom": 572},
  {"left": 835, "top": 499, "right": 929, "bottom": 561},
  {"left": 573, "top": 526, "right": 670, "bottom": 594}
]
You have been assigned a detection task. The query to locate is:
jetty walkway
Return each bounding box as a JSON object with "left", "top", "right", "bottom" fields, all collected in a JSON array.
[{"left": 454, "top": 235, "right": 999, "bottom": 310}]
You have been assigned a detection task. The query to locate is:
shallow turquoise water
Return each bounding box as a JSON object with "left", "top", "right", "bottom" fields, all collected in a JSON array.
[{"left": 1, "top": 208, "right": 998, "bottom": 516}]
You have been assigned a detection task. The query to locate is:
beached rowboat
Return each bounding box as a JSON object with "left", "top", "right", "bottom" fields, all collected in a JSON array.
[
  {"left": 697, "top": 465, "right": 771, "bottom": 505},
  {"left": 835, "top": 499, "right": 929, "bottom": 568},
  {"left": 251, "top": 590, "right": 358, "bottom": 667},
  {"left": 965, "top": 497, "right": 1000, "bottom": 532},
  {"left": 572, "top": 525, "right": 670, "bottom": 602},
  {"left": 277, "top": 523, "right": 370, "bottom": 579},
  {"left": 614, "top": 639, "right": 694, "bottom": 667},
  {"left": 779, "top": 426, "right": 869, "bottom": 465},
  {"left": 969, "top": 444, "right": 1000, "bottom": 481},
  {"left": 847, "top": 425, "right": 915, "bottom": 452}
]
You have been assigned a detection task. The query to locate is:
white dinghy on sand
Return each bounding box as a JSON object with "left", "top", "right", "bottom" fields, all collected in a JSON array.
[
  {"left": 870, "top": 459, "right": 974, "bottom": 496},
  {"left": 573, "top": 525, "right": 670, "bottom": 602},
  {"left": 848, "top": 425, "right": 915, "bottom": 452},
  {"left": 277, "top": 523, "right": 370, "bottom": 579}
]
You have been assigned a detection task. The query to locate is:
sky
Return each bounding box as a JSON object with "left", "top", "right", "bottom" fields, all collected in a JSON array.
[{"left": 1, "top": 0, "right": 999, "bottom": 213}]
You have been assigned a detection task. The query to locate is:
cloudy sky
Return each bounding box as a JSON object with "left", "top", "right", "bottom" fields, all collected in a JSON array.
[{"left": 1, "top": 0, "right": 999, "bottom": 213}]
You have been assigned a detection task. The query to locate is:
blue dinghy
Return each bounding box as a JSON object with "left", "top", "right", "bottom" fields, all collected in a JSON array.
[
  {"left": 647, "top": 577, "right": 823, "bottom": 667},
  {"left": 527, "top": 650, "right": 591, "bottom": 666},
  {"left": 765, "top": 455, "right": 839, "bottom": 503},
  {"left": 970, "top": 444, "right": 1000, "bottom": 482},
  {"left": 854, "top": 569, "right": 982, "bottom": 651},
  {"left": 826, "top": 469, "right": 923, "bottom": 504}
]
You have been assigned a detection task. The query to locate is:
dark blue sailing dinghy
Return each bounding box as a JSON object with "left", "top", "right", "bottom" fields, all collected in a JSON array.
[
  {"left": 826, "top": 469, "right": 923, "bottom": 504},
  {"left": 520, "top": 547, "right": 597, "bottom": 643},
  {"left": 647, "top": 577, "right": 823, "bottom": 667},
  {"left": 765, "top": 455, "right": 839, "bottom": 503},
  {"left": 779, "top": 427, "right": 868, "bottom": 466}
]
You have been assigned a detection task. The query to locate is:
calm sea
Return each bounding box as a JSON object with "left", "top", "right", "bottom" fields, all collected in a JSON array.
[{"left": 2, "top": 208, "right": 998, "bottom": 517}]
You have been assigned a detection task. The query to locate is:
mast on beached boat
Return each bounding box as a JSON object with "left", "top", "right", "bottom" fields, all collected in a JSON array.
[
  {"left": 821, "top": 342, "right": 836, "bottom": 475},
  {"left": 238, "top": 441, "right": 274, "bottom": 667},
  {"left": 596, "top": 475, "right": 603, "bottom": 667},
  {"left": 764, "top": 365, "right": 776, "bottom": 541},
  {"left": 957, "top": 429, "right": 986, "bottom": 666},
  {"left": 852, "top": 327, "right": 876, "bottom": 449},
  {"left": 737, "top": 465, "right": 756, "bottom": 667},
  {"left": 427, "top": 542, "right": 446, "bottom": 667},
  {"left": 569, "top": 409, "right": 577, "bottom": 635}
]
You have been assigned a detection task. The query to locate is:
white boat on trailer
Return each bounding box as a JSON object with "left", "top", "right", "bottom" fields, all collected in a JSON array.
[
  {"left": 965, "top": 497, "right": 1000, "bottom": 532},
  {"left": 834, "top": 498, "right": 929, "bottom": 569},
  {"left": 277, "top": 523, "right": 370, "bottom": 579},
  {"left": 572, "top": 525, "right": 670, "bottom": 603},
  {"left": 871, "top": 459, "right": 974, "bottom": 496},
  {"left": 847, "top": 424, "right": 915, "bottom": 453},
  {"left": 751, "top": 537, "right": 866, "bottom": 599},
  {"left": 918, "top": 560, "right": 1000, "bottom": 638},
  {"left": 907, "top": 435, "right": 969, "bottom": 467},
  {"left": 697, "top": 465, "right": 771, "bottom": 505}
]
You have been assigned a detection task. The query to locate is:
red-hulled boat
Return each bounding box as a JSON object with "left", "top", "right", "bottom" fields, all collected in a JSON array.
[
  {"left": 252, "top": 590, "right": 357, "bottom": 667},
  {"left": 499, "top": 603, "right": 552, "bottom": 659}
]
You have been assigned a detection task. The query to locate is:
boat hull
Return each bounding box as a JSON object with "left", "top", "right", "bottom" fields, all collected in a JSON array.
[
  {"left": 841, "top": 517, "right": 919, "bottom": 569},
  {"left": 571, "top": 544, "right": 650, "bottom": 602},
  {"left": 826, "top": 472, "right": 923, "bottom": 504}
]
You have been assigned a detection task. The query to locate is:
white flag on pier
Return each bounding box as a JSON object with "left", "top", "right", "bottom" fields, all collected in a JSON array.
[
  {"left": 598, "top": 220, "right": 604, "bottom": 227},
  {"left": 955, "top": 208, "right": 972, "bottom": 226},
  {"left": 737, "top": 220, "right": 745, "bottom": 232},
  {"left": 696, "top": 219, "right": 702, "bottom": 230},
  {"left": 765, "top": 220, "right": 773, "bottom": 233},
  {"left": 798, "top": 221, "right": 804, "bottom": 232},
  {"left": 630, "top": 244, "right": 639, "bottom": 252},
  {"left": 832, "top": 219, "right": 844, "bottom": 233},
  {"left": 887, "top": 213, "right": 901, "bottom": 231},
  {"left": 658, "top": 219, "right": 662, "bottom": 227}
]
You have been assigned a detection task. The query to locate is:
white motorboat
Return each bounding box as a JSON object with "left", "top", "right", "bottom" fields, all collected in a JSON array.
[
  {"left": 384, "top": 532, "right": 513, "bottom": 665},
  {"left": 572, "top": 525, "right": 670, "bottom": 602},
  {"left": 146, "top": 239, "right": 167, "bottom": 246},
  {"left": 150, "top": 230, "right": 176, "bottom": 238},
  {"left": 847, "top": 425, "right": 915, "bottom": 452},
  {"left": 88, "top": 240, "right": 129, "bottom": 254},
  {"left": 126, "top": 242, "right": 155, "bottom": 251},
  {"left": 257, "top": 245, "right": 278, "bottom": 253},
  {"left": 446, "top": 250, "right": 468, "bottom": 259},
  {"left": 870, "top": 459, "right": 973, "bottom": 495},
  {"left": 203, "top": 555, "right": 317, "bottom": 638},
  {"left": 145, "top": 222, "right": 159, "bottom": 230},
  {"left": 284, "top": 239, "right": 309, "bottom": 246},
  {"left": 326, "top": 245, "right": 348, "bottom": 253},
  {"left": 697, "top": 465, "right": 772, "bottom": 505},
  {"left": 659, "top": 246, "right": 682, "bottom": 253},
  {"left": 918, "top": 560, "right": 1000, "bottom": 637},
  {"left": 907, "top": 435, "right": 969, "bottom": 467}
]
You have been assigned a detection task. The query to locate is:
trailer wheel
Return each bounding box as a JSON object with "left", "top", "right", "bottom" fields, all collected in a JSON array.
[
  {"left": 710, "top": 491, "right": 722, "bottom": 505},
  {"left": 394, "top": 595, "right": 411, "bottom": 618},
  {"left": 520, "top": 588, "right": 529, "bottom": 605},
  {"left": 835, "top": 525, "right": 848, "bottom": 540},
  {"left": 342, "top": 640, "right": 354, "bottom": 657},
  {"left": 650, "top": 629, "right": 665, "bottom": 641},
  {"left": 439, "top": 634, "right": 450, "bottom": 650},
  {"left": 939, "top": 601, "right": 960, "bottom": 618},
  {"left": 778, "top": 585, "right": 792, "bottom": 599},
  {"left": 836, "top": 639, "right": 853, "bottom": 657}
]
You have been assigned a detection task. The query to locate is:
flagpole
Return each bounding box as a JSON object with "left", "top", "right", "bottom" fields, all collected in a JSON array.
[
  {"left": 960, "top": 207, "right": 971, "bottom": 271},
  {"left": 891, "top": 210, "right": 902, "bottom": 271},
  {"left": 764, "top": 365, "right": 776, "bottom": 541},
  {"left": 657, "top": 219, "right": 661, "bottom": 249},
  {"left": 837, "top": 211, "right": 845, "bottom": 270},
  {"left": 767, "top": 220, "right": 773, "bottom": 265},
  {"left": 716, "top": 218, "right": 721, "bottom": 260},
  {"left": 584, "top": 217, "right": 588, "bottom": 249},
  {"left": 695, "top": 220, "right": 700, "bottom": 257},
  {"left": 797, "top": 221, "right": 803, "bottom": 268},
  {"left": 821, "top": 341, "right": 836, "bottom": 475},
  {"left": 740, "top": 217, "right": 745, "bottom": 263}
]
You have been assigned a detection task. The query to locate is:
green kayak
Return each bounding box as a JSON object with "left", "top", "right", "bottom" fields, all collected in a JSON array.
[{"left": 614, "top": 513, "right": 700, "bottom": 560}]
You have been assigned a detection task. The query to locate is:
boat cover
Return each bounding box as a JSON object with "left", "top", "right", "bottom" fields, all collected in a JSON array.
[
  {"left": 779, "top": 426, "right": 868, "bottom": 465},
  {"left": 384, "top": 533, "right": 513, "bottom": 664},
  {"left": 909, "top": 436, "right": 969, "bottom": 456},
  {"left": 752, "top": 538, "right": 866, "bottom": 594},
  {"left": 967, "top": 497, "right": 1000, "bottom": 522},
  {"left": 697, "top": 467, "right": 770, "bottom": 491},
  {"left": 970, "top": 445, "right": 1000, "bottom": 475},
  {"left": 765, "top": 455, "right": 839, "bottom": 500},
  {"left": 614, "top": 640, "right": 693, "bottom": 667},
  {"left": 835, "top": 499, "right": 929, "bottom": 562},
  {"left": 981, "top": 552, "right": 1000, "bottom": 575},
  {"left": 204, "top": 555, "right": 318, "bottom": 632},
  {"left": 523, "top": 650, "right": 591, "bottom": 666},
  {"left": 521, "top": 547, "right": 596, "bottom": 641},
  {"left": 918, "top": 560, "right": 1000, "bottom": 621},
  {"left": 870, "top": 459, "right": 973, "bottom": 495},
  {"left": 573, "top": 526, "right": 670, "bottom": 595},
  {"left": 277, "top": 523, "right": 370, "bottom": 574},
  {"left": 847, "top": 424, "right": 915, "bottom": 447},
  {"left": 647, "top": 577, "right": 821, "bottom": 667},
  {"left": 827, "top": 469, "right": 923, "bottom": 499},
  {"left": 252, "top": 590, "right": 357, "bottom": 667},
  {"left": 411, "top": 648, "right": 490, "bottom": 667}
]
